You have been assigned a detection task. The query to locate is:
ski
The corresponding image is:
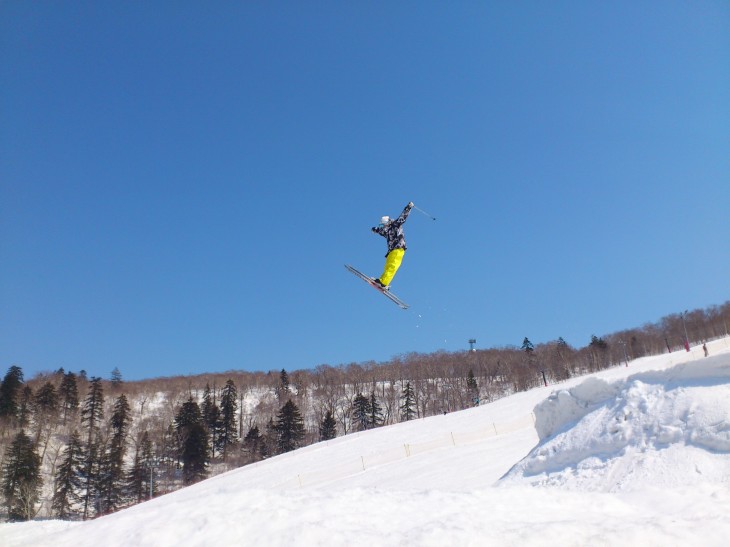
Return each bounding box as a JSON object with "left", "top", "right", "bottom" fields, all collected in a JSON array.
[{"left": 344, "top": 264, "right": 410, "bottom": 310}]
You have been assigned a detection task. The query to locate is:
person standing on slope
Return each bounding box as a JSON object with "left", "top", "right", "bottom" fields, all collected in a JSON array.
[{"left": 371, "top": 201, "right": 414, "bottom": 290}]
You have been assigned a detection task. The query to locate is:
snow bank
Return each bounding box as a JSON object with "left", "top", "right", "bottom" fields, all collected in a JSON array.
[{"left": 501, "top": 353, "right": 730, "bottom": 492}]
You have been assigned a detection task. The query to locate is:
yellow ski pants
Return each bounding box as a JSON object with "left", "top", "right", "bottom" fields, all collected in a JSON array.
[{"left": 380, "top": 248, "right": 405, "bottom": 286}]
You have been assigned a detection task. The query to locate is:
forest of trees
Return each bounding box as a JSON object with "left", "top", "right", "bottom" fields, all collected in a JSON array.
[{"left": 0, "top": 301, "right": 728, "bottom": 522}]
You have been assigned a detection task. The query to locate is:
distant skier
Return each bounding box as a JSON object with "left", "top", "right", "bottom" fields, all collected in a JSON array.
[{"left": 371, "top": 201, "right": 414, "bottom": 289}]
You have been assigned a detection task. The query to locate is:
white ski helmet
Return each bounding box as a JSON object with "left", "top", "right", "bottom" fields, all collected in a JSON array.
[{"left": 380, "top": 216, "right": 391, "bottom": 225}]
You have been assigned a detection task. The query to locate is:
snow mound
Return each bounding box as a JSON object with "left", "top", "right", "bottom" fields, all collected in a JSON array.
[{"left": 500, "top": 354, "right": 730, "bottom": 492}]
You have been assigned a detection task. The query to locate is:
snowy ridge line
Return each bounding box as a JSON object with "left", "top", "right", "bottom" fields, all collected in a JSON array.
[{"left": 265, "top": 412, "right": 536, "bottom": 490}]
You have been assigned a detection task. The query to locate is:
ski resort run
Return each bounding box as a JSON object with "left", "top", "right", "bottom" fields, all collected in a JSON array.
[{"left": 3, "top": 337, "right": 729, "bottom": 546}]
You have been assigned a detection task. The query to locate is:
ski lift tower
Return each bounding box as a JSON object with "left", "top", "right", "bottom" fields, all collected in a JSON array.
[{"left": 468, "top": 339, "right": 477, "bottom": 352}]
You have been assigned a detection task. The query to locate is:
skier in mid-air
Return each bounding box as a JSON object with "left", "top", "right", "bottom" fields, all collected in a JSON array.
[{"left": 371, "top": 201, "right": 414, "bottom": 290}]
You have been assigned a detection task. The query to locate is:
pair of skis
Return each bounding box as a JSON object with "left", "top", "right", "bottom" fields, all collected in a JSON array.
[{"left": 344, "top": 264, "right": 409, "bottom": 310}]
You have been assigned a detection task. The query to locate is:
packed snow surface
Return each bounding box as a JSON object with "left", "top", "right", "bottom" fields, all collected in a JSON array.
[{"left": 3, "top": 339, "right": 730, "bottom": 546}]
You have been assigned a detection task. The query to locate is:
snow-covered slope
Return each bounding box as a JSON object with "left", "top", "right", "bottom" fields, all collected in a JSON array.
[{"left": 3, "top": 339, "right": 730, "bottom": 546}]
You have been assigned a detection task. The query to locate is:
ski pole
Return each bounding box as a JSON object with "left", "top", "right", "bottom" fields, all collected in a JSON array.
[{"left": 412, "top": 204, "right": 436, "bottom": 221}]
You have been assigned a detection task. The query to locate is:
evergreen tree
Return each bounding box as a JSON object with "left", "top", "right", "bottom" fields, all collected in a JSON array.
[
  {"left": 110, "top": 394, "right": 132, "bottom": 437},
  {"left": 369, "top": 392, "right": 383, "bottom": 428},
  {"left": 589, "top": 334, "right": 610, "bottom": 369},
  {"left": 319, "top": 410, "right": 337, "bottom": 441},
  {"left": 218, "top": 379, "right": 238, "bottom": 460},
  {"left": 467, "top": 369, "right": 479, "bottom": 405},
  {"left": 80, "top": 377, "right": 104, "bottom": 519},
  {"left": 98, "top": 394, "right": 131, "bottom": 514},
  {"left": 127, "top": 431, "right": 155, "bottom": 503},
  {"left": 110, "top": 367, "right": 123, "bottom": 389},
  {"left": 0, "top": 365, "right": 24, "bottom": 420},
  {"left": 34, "top": 381, "right": 59, "bottom": 414},
  {"left": 242, "top": 425, "right": 266, "bottom": 462},
  {"left": 274, "top": 399, "right": 305, "bottom": 454},
  {"left": 201, "top": 383, "right": 215, "bottom": 424},
  {"left": 181, "top": 423, "right": 208, "bottom": 485},
  {"left": 52, "top": 430, "right": 84, "bottom": 519},
  {"left": 59, "top": 371, "right": 80, "bottom": 425},
  {"left": 400, "top": 382, "right": 416, "bottom": 422},
  {"left": 466, "top": 369, "right": 478, "bottom": 392},
  {"left": 175, "top": 398, "right": 209, "bottom": 485},
  {"left": 352, "top": 393, "right": 371, "bottom": 431},
  {"left": 33, "top": 381, "right": 59, "bottom": 444},
  {"left": 2, "top": 430, "right": 42, "bottom": 521},
  {"left": 277, "top": 369, "right": 290, "bottom": 402},
  {"left": 554, "top": 336, "right": 572, "bottom": 378},
  {"left": 556, "top": 337, "right": 569, "bottom": 360},
  {"left": 522, "top": 337, "right": 535, "bottom": 354},
  {"left": 177, "top": 396, "right": 203, "bottom": 430},
  {"left": 590, "top": 334, "right": 608, "bottom": 350},
  {"left": 158, "top": 424, "right": 178, "bottom": 491},
  {"left": 201, "top": 383, "right": 221, "bottom": 457},
  {"left": 263, "top": 417, "right": 278, "bottom": 458},
  {"left": 17, "top": 385, "right": 33, "bottom": 429},
  {"left": 280, "top": 369, "right": 290, "bottom": 392}
]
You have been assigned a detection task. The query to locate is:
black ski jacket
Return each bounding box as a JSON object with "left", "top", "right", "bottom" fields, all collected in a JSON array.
[{"left": 372, "top": 202, "right": 413, "bottom": 256}]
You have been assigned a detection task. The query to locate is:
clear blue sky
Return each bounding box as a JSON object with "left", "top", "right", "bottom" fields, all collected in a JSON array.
[{"left": 2, "top": 2, "right": 728, "bottom": 381}]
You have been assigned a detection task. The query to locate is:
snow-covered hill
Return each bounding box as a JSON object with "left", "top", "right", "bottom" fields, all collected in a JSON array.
[{"left": 3, "top": 339, "right": 730, "bottom": 546}]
